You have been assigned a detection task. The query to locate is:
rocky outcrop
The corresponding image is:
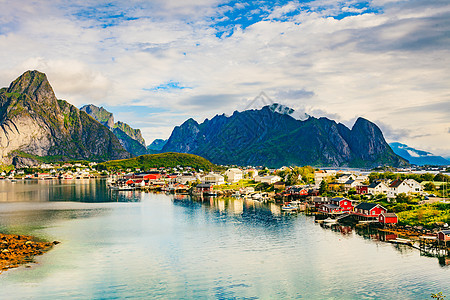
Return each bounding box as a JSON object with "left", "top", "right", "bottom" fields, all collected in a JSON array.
[
  {"left": 162, "top": 105, "right": 408, "bottom": 168},
  {"left": 80, "top": 104, "right": 147, "bottom": 157},
  {"left": 0, "top": 70, "right": 130, "bottom": 166},
  {"left": 80, "top": 104, "right": 114, "bottom": 129}
]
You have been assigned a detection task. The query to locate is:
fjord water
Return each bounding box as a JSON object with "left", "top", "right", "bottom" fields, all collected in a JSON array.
[{"left": 0, "top": 180, "right": 448, "bottom": 299}]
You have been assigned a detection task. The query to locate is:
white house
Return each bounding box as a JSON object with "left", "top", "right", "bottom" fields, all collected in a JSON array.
[
  {"left": 258, "top": 175, "right": 282, "bottom": 185},
  {"left": 176, "top": 173, "right": 200, "bottom": 184},
  {"left": 387, "top": 179, "right": 422, "bottom": 199},
  {"left": 225, "top": 168, "right": 243, "bottom": 183},
  {"left": 368, "top": 181, "right": 390, "bottom": 195},
  {"left": 314, "top": 170, "right": 337, "bottom": 187},
  {"left": 404, "top": 179, "right": 423, "bottom": 194},
  {"left": 200, "top": 173, "right": 225, "bottom": 185}
]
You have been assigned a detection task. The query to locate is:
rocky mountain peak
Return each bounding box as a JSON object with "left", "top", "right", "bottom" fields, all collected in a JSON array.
[
  {"left": 80, "top": 104, "right": 114, "bottom": 129},
  {"left": 7, "top": 70, "right": 57, "bottom": 105}
]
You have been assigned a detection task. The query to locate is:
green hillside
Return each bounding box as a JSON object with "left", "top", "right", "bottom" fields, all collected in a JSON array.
[{"left": 99, "top": 152, "right": 220, "bottom": 171}]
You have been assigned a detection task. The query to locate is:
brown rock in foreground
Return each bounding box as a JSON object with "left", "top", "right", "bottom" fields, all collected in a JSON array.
[{"left": 0, "top": 233, "right": 58, "bottom": 273}]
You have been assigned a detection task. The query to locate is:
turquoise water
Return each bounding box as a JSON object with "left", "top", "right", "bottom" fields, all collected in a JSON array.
[{"left": 0, "top": 179, "right": 448, "bottom": 299}]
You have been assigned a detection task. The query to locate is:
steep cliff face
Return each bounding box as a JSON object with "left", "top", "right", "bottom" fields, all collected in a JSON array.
[
  {"left": 162, "top": 105, "right": 408, "bottom": 168},
  {"left": 79, "top": 104, "right": 114, "bottom": 129},
  {"left": 114, "top": 121, "right": 145, "bottom": 146},
  {"left": 0, "top": 70, "right": 130, "bottom": 165},
  {"left": 80, "top": 105, "right": 147, "bottom": 156}
]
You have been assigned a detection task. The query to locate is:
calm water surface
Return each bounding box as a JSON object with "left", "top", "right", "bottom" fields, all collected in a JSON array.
[{"left": 0, "top": 179, "right": 448, "bottom": 299}]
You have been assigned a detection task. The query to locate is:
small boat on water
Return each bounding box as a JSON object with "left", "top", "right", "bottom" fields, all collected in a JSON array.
[
  {"left": 110, "top": 185, "right": 135, "bottom": 191},
  {"left": 204, "top": 191, "right": 217, "bottom": 197},
  {"left": 323, "top": 217, "right": 337, "bottom": 225},
  {"left": 281, "top": 204, "right": 298, "bottom": 211}
]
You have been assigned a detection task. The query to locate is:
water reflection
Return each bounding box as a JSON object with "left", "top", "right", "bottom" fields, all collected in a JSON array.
[{"left": 0, "top": 179, "right": 142, "bottom": 203}]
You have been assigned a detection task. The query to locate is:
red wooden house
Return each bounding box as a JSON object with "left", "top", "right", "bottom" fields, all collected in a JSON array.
[
  {"left": 378, "top": 212, "right": 398, "bottom": 224},
  {"left": 356, "top": 185, "right": 368, "bottom": 195},
  {"left": 318, "top": 197, "right": 353, "bottom": 214},
  {"left": 354, "top": 202, "right": 387, "bottom": 218},
  {"left": 319, "top": 204, "right": 341, "bottom": 214},
  {"left": 437, "top": 230, "right": 450, "bottom": 245},
  {"left": 330, "top": 197, "right": 354, "bottom": 212}
]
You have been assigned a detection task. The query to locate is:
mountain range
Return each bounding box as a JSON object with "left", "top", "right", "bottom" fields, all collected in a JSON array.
[
  {"left": 0, "top": 70, "right": 419, "bottom": 169},
  {"left": 389, "top": 142, "right": 449, "bottom": 166},
  {"left": 80, "top": 104, "right": 147, "bottom": 157},
  {"left": 162, "top": 104, "right": 408, "bottom": 168},
  {"left": 0, "top": 71, "right": 130, "bottom": 166}
]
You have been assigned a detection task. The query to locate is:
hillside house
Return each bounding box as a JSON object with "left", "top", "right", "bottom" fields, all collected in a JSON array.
[
  {"left": 342, "top": 180, "right": 358, "bottom": 192},
  {"left": 356, "top": 185, "right": 368, "bottom": 195},
  {"left": 201, "top": 173, "right": 225, "bottom": 185},
  {"left": 387, "top": 179, "right": 422, "bottom": 199},
  {"left": 225, "top": 168, "right": 243, "bottom": 183},
  {"left": 255, "top": 175, "right": 282, "bottom": 185},
  {"left": 367, "top": 181, "right": 390, "bottom": 195}
]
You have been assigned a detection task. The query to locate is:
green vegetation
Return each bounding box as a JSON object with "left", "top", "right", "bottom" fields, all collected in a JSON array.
[
  {"left": 0, "top": 163, "right": 14, "bottom": 173},
  {"left": 99, "top": 152, "right": 221, "bottom": 171},
  {"left": 397, "top": 203, "right": 450, "bottom": 227},
  {"left": 368, "top": 172, "right": 449, "bottom": 183},
  {"left": 275, "top": 166, "right": 315, "bottom": 185},
  {"left": 213, "top": 179, "right": 257, "bottom": 191}
]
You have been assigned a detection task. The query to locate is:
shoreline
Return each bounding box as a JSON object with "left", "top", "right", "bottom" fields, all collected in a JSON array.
[{"left": 0, "top": 233, "right": 59, "bottom": 274}]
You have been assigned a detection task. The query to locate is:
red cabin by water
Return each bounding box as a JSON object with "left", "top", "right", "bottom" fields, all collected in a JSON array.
[
  {"left": 354, "top": 202, "right": 387, "bottom": 218},
  {"left": 378, "top": 212, "right": 398, "bottom": 224}
]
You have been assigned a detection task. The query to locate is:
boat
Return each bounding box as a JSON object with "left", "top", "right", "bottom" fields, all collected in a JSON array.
[
  {"left": 204, "top": 191, "right": 217, "bottom": 197},
  {"left": 251, "top": 193, "right": 262, "bottom": 200},
  {"left": 109, "top": 185, "right": 135, "bottom": 191},
  {"left": 281, "top": 204, "right": 298, "bottom": 211},
  {"left": 323, "top": 217, "right": 338, "bottom": 225}
]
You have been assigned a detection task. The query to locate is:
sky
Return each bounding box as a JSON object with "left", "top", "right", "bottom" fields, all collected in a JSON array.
[{"left": 0, "top": 0, "right": 449, "bottom": 157}]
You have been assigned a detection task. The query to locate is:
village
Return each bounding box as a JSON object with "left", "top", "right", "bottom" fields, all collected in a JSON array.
[{"left": 2, "top": 162, "right": 449, "bottom": 257}]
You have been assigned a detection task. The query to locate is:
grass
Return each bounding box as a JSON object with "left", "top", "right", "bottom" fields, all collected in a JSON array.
[{"left": 213, "top": 179, "right": 258, "bottom": 190}]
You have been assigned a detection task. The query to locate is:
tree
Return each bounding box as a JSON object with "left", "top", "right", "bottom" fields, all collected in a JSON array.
[
  {"left": 434, "top": 173, "right": 447, "bottom": 182},
  {"left": 319, "top": 180, "right": 328, "bottom": 195},
  {"left": 424, "top": 182, "right": 436, "bottom": 191}
]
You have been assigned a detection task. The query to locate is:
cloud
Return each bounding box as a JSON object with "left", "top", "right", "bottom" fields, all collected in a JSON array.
[
  {"left": 374, "top": 120, "right": 412, "bottom": 141},
  {"left": 273, "top": 89, "right": 315, "bottom": 100},
  {"left": 184, "top": 94, "right": 242, "bottom": 109},
  {"left": 0, "top": 0, "right": 449, "bottom": 155}
]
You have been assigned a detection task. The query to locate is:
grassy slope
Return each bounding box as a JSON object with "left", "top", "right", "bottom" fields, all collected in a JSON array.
[{"left": 99, "top": 152, "right": 220, "bottom": 171}]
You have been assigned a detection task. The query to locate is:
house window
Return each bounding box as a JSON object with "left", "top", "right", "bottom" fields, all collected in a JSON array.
[{"left": 372, "top": 211, "right": 375, "bottom": 215}]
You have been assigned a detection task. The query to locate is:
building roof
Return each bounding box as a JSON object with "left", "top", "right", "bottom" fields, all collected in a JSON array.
[
  {"left": 344, "top": 180, "right": 355, "bottom": 185},
  {"left": 321, "top": 204, "right": 339, "bottom": 210},
  {"left": 389, "top": 179, "right": 403, "bottom": 188},
  {"left": 368, "top": 181, "right": 382, "bottom": 188},
  {"left": 439, "top": 230, "right": 450, "bottom": 235},
  {"left": 355, "top": 202, "right": 385, "bottom": 211},
  {"left": 332, "top": 197, "right": 347, "bottom": 201},
  {"left": 196, "top": 183, "right": 212, "bottom": 188},
  {"left": 381, "top": 212, "right": 398, "bottom": 218}
]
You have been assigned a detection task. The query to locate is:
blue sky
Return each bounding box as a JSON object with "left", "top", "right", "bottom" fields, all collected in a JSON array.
[{"left": 0, "top": 0, "right": 449, "bottom": 156}]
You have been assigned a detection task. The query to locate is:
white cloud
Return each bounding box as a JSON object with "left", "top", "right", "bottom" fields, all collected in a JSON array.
[{"left": 0, "top": 0, "right": 449, "bottom": 155}]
